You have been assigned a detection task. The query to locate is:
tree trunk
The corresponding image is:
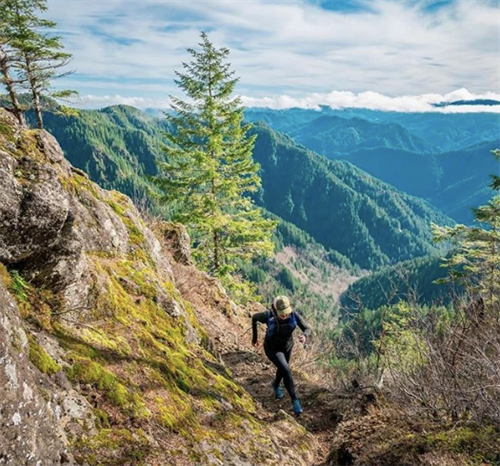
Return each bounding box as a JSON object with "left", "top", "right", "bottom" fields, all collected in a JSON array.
[
  {"left": 24, "top": 54, "right": 43, "bottom": 130},
  {"left": 31, "top": 82, "right": 43, "bottom": 130},
  {"left": 0, "top": 47, "right": 25, "bottom": 126},
  {"left": 213, "top": 228, "right": 220, "bottom": 274}
]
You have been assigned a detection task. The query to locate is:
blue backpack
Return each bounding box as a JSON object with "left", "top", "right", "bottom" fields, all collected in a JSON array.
[{"left": 266, "top": 310, "right": 297, "bottom": 338}]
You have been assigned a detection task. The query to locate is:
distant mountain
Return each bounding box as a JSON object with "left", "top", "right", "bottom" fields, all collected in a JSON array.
[
  {"left": 308, "top": 139, "right": 498, "bottom": 224},
  {"left": 434, "top": 141, "right": 498, "bottom": 222},
  {"left": 433, "top": 99, "right": 500, "bottom": 107},
  {"left": 245, "top": 107, "right": 499, "bottom": 152},
  {"left": 339, "top": 254, "right": 458, "bottom": 314},
  {"left": 246, "top": 108, "right": 499, "bottom": 224},
  {"left": 250, "top": 123, "right": 454, "bottom": 270},
  {"left": 290, "top": 114, "right": 434, "bottom": 154}
]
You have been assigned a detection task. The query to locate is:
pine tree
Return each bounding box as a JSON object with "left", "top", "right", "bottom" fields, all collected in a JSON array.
[
  {"left": 0, "top": 0, "right": 74, "bottom": 129},
  {"left": 0, "top": 0, "right": 26, "bottom": 125},
  {"left": 154, "top": 32, "right": 276, "bottom": 276},
  {"left": 433, "top": 150, "right": 500, "bottom": 315}
]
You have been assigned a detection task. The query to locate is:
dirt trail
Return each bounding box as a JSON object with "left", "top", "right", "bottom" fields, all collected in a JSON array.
[
  {"left": 171, "top": 263, "right": 351, "bottom": 465},
  {"left": 221, "top": 346, "right": 346, "bottom": 466}
]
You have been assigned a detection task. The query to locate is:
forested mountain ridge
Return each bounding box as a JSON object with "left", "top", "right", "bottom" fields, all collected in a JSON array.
[
  {"left": 339, "top": 253, "right": 456, "bottom": 315},
  {"left": 28, "top": 105, "right": 168, "bottom": 199},
  {"left": 245, "top": 107, "right": 500, "bottom": 152},
  {"left": 23, "top": 104, "right": 453, "bottom": 271},
  {"left": 250, "top": 123, "right": 454, "bottom": 269},
  {"left": 323, "top": 139, "right": 498, "bottom": 223},
  {"left": 246, "top": 108, "right": 499, "bottom": 224},
  {"left": 290, "top": 114, "right": 434, "bottom": 154}
]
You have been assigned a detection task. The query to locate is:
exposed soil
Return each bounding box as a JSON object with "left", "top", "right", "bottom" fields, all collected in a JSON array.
[
  {"left": 221, "top": 346, "right": 347, "bottom": 466},
  {"left": 171, "top": 259, "right": 360, "bottom": 466}
]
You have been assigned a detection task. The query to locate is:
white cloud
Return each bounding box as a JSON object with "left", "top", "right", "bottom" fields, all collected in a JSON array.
[
  {"left": 75, "top": 94, "right": 171, "bottom": 108},
  {"left": 45, "top": 0, "right": 499, "bottom": 101},
  {"left": 75, "top": 88, "right": 500, "bottom": 113},
  {"left": 241, "top": 88, "right": 500, "bottom": 112}
]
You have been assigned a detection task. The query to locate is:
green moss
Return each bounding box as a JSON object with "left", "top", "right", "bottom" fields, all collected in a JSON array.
[
  {"left": 53, "top": 252, "right": 263, "bottom": 451},
  {"left": 28, "top": 335, "right": 61, "bottom": 375},
  {"left": 8, "top": 270, "right": 29, "bottom": 303},
  {"left": 103, "top": 195, "right": 152, "bottom": 264},
  {"left": 93, "top": 408, "right": 111, "bottom": 429},
  {"left": 0, "top": 115, "right": 14, "bottom": 140},
  {"left": 66, "top": 357, "right": 147, "bottom": 417},
  {"left": 73, "top": 428, "right": 150, "bottom": 466},
  {"left": 425, "top": 425, "right": 500, "bottom": 460},
  {"left": 0, "top": 263, "right": 12, "bottom": 288}
]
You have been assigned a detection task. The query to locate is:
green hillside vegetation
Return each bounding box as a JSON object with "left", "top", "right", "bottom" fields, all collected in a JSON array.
[
  {"left": 239, "top": 215, "right": 359, "bottom": 328},
  {"left": 339, "top": 253, "right": 458, "bottom": 315},
  {"left": 337, "top": 140, "right": 498, "bottom": 224},
  {"left": 290, "top": 114, "right": 434, "bottom": 154},
  {"left": 250, "top": 123, "right": 454, "bottom": 269},
  {"left": 26, "top": 105, "right": 169, "bottom": 202},
  {"left": 246, "top": 108, "right": 499, "bottom": 224}
]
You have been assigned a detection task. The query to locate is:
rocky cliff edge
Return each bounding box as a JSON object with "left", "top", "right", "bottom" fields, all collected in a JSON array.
[{"left": 0, "top": 108, "right": 315, "bottom": 466}]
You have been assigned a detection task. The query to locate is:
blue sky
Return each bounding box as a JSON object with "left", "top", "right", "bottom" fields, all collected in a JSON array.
[{"left": 46, "top": 0, "right": 500, "bottom": 112}]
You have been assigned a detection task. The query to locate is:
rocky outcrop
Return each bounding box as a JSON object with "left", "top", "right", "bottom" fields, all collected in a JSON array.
[
  {"left": 160, "top": 222, "right": 193, "bottom": 266},
  {"left": 0, "top": 278, "right": 77, "bottom": 465},
  {"left": 0, "top": 116, "right": 171, "bottom": 313},
  {"left": 0, "top": 108, "right": 315, "bottom": 466}
]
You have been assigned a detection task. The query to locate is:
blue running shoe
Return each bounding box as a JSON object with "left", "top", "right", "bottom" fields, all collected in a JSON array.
[
  {"left": 292, "top": 399, "right": 303, "bottom": 415},
  {"left": 271, "top": 381, "right": 284, "bottom": 399}
]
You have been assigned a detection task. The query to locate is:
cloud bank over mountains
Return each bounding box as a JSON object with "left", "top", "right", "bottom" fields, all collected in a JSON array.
[
  {"left": 76, "top": 88, "right": 500, "bottom": 113},
  {"left": 47, "top": 0, "right": 499, "bottom": 109}
]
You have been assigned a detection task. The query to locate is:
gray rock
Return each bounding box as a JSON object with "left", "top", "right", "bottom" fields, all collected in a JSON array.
[
  {"left": 160, "top": 222, "right": 193, "bottom": 265},
  {"left": 0, "top": 280, "right": 76, "bottom": 465}
]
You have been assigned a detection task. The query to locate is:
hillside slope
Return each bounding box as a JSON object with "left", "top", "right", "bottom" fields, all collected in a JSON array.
[
  {"left": 251, "top": 124, "right": 454, "bottom": 270},
  {"left": 339, "top": 254, "right": 457, "bottom": 314},
  {"left": 290, "top": 115, "right": 434, "bottom": 154},
  {"left": 29, "top": 105, "right": 168, "bottom": 200},
  {"left": 246, "top": 109, "right": 499, "bottom": 225},
  {"left": 0, "top": 108, "right": 316, "bottom": 466}
]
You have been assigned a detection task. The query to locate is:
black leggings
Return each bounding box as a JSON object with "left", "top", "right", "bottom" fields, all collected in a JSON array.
[{"left": 264, "top": 344, "right": 297, "bottom": 400}]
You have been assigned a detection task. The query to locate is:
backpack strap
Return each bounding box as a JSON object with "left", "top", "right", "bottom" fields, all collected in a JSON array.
[{"left": 266, "top": 308, "right": 280, "bottom": 338}]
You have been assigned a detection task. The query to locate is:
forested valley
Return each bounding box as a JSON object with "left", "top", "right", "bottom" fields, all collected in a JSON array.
[{"left": 1, "top": 1, "right": 500, "bottom": 464}]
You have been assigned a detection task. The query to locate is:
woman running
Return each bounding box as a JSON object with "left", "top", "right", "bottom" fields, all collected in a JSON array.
[{"left": 252, "top": 295, "right": 311, "bottom": 415}]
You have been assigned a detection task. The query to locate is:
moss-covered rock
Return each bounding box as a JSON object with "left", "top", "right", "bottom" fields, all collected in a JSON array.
[
  {"left": 28, "top": 334, "right": 61, "bottom": 375},
  {"left": 0, "top": 107, "right": 315, "bottom": 466},
  {"left": 330, "top": 407, "right": 500, "bottom": 466}
]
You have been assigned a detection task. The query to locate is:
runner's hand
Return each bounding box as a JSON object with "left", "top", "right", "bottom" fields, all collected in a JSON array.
[{"left": 298, "top": 334, "right": 307, "bottom": 344}]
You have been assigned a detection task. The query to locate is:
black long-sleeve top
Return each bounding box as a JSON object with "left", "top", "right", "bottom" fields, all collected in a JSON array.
[{"left": 252, "top": 310, "right": 311, "bottom": 350}]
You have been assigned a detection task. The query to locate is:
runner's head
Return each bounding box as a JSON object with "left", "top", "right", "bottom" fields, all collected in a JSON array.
[{"left": 273, "top": 295, "right": 292, "bottom": 318}]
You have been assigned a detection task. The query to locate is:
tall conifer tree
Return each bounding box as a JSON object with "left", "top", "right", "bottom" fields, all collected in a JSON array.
[
  {"left": 155, "top": 32, "right": 276, "bottom": 276},
  {"left": 0, "top": 0, "right": 74, "bottom": 129},
  {"left": 434, "top": 150, "right": 500, "bottom": 314}
]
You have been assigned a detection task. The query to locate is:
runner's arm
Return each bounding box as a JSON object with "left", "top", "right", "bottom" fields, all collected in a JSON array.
[
  {"left": 295, "top": 311, "right": 312, "bottom": 340},
  {"left": 252, "top": 311, "right": 269, "bottom": 345}
]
